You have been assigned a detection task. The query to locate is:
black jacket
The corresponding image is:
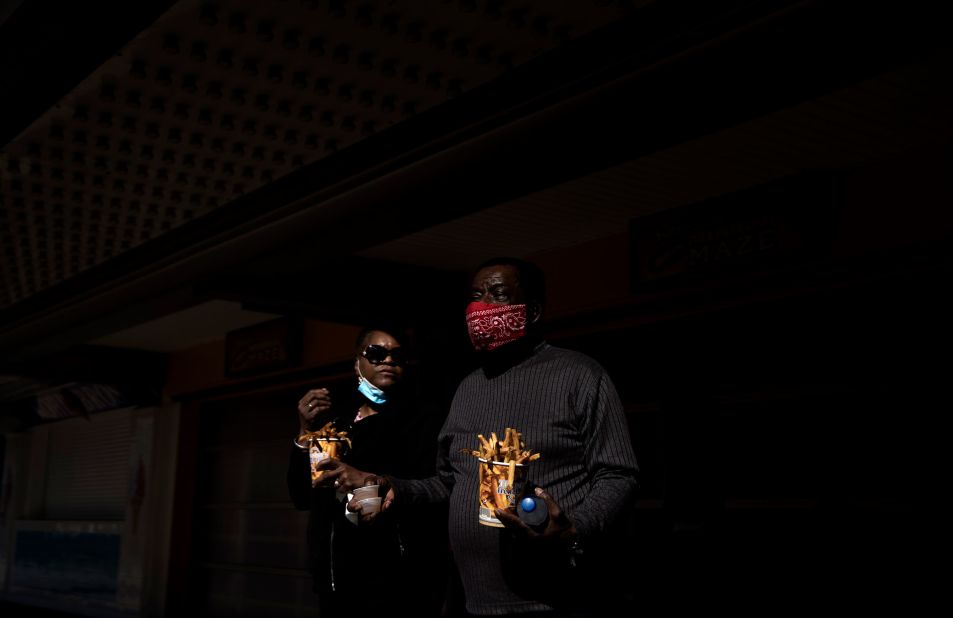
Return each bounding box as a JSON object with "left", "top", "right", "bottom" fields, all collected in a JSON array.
[{"left": 287, "top": 392, "right": 447, "bottom": 615}]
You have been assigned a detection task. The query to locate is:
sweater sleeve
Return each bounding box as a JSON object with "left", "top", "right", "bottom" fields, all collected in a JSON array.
[
  {"left": 388, "top": 427, "right": 455, "bottom": 506},
  {"left": 570, "top": 370, "right": 639, "bottom": 541}
]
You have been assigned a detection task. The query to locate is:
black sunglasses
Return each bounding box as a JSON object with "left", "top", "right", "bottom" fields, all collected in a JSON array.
[{"left": 361, "top": 344, "right": 406, "bottom": 365}]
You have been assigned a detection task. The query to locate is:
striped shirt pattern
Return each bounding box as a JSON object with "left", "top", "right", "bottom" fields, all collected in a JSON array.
[{"left": 391, "top": 343, "right": 638, "bottom": 615}]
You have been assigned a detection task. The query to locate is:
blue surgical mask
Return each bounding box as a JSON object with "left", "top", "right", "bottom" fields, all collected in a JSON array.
[{"left": 357, "top": 366, "right": 388, "bottom": 405}]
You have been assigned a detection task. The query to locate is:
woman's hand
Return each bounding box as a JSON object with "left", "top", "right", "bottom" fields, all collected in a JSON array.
[
  {"left": 297, "top": 388, "right": 332, "bottom": 433},
  {"left": 314, "top": 459, "right": 376, "bottom": 492},
  {"left": 310, "top": 457, "right": 343, "bottom": 489}
]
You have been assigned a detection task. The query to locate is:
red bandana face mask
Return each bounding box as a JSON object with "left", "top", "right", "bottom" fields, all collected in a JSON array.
[{"left": 465, "top": 302, "right": 527, "bottom": 352}]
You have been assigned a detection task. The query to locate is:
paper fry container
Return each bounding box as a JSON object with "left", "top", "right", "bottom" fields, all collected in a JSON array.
[
  {"left": 477, "top": 458, "right": 526, "bottom": 527},
  {"left": 309, "top": 438, "right": 347, "bottom": 484}
]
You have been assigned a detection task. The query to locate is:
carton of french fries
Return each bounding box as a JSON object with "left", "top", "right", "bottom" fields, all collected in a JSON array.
[
  {"left": 296, "top": 422, "right": 352, "bottom": 486},
  {"left": 460, "top": 427, "right": 540, "bottom": 527}
]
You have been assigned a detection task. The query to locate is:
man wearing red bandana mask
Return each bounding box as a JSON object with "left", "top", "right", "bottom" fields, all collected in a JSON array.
[
  {"left": 326, "top": 258, "right": 638, "bottom": 617},
  {"left": 465, "top": 262, "right": 537, "bottom": 352},
  {"left": 465, "top": 301, "right": 527, "bottom": 351}
]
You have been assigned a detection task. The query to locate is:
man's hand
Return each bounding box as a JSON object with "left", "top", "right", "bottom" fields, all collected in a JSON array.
[
  {"left": 297, "top": 388, "right": 332, "bottom": 433},
  {"left": 495, "top": 487, "right": 578, "bottom": 548},
  {"left": 347, "top": 485, "right": 396, "bottom": 524}
]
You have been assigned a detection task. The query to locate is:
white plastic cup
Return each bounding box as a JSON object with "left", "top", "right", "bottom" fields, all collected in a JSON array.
[
  {"left": 352, "top": 485, "right": 380, "bottom": 501},
  {"left": 357, "top": 496, "right": 382, "bottom": 514}
]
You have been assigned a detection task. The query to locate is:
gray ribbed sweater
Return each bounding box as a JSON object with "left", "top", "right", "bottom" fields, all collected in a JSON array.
[{"left": 390, "top": 343, "right": 638, "bottom": 615}]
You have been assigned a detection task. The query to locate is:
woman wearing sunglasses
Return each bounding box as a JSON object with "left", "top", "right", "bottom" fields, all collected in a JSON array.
[{"left": 287, "top": 325, "right": 448, "bottom": 617}]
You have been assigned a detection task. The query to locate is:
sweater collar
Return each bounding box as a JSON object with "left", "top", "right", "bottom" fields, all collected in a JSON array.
[{"left": 480, "top": 337, "right": 547, "bottom": 378}]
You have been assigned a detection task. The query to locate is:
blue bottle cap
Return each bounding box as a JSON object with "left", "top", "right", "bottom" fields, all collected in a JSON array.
[{"left": 517, "top": 495, "right": 548, "bottom": 528}]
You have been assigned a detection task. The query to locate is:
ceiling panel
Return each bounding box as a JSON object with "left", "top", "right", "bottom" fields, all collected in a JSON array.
[
  {"left": 0, "top": 0, "right": 638, "bottom": 309},
  {"left": 358, "top": 55, "right": 953, "bottom": 269},
  {"left": 90, "top": 299, "right": 278, "bottom": 352}
]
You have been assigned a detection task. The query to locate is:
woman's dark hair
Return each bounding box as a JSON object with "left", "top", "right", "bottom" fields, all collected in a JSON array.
[
  {"left": 475, "top": 257, "right": 546, "bottom": 306},
  {"left": 354, "top": 322, "right": 410, "bottom": 355}
]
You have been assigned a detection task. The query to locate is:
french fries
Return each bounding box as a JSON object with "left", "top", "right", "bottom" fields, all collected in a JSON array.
[
  {"left": 297, "top": 422, "right": 352, "bottom": 486},
  {"left": 460, "top": 426, "right": 541, "bottom": 464},
  {"left": 461, "top": 427, "right": 541, "bottom": 527}
]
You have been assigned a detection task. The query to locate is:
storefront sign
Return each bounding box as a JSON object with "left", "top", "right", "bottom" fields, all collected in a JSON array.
[
  {"left": 225, "top": 317, "right": 301, "bottom": 377},
  {"left": 630, "top": 173, "right": 840, "bottom": 288}
]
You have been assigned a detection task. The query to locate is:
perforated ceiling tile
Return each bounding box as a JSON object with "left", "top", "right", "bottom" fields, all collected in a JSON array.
[{"left": 0, "top": 0, "right": 634, "bottom": 309}]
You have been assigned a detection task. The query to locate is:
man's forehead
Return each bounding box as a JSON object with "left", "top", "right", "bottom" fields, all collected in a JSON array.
[{"left": 472, "top": 265, "right": 520, "bottom": 287}]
